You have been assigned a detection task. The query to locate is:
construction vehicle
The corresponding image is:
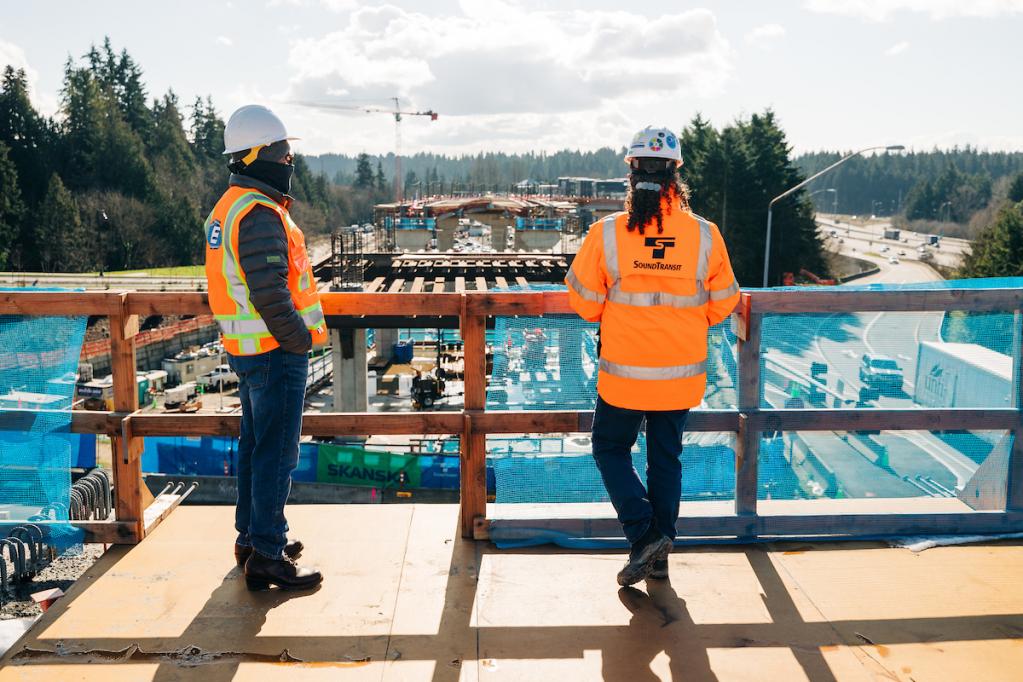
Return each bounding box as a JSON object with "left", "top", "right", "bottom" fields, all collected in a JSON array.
[
  {"left": 164, "top": 384, "right": 202, "bottom": 412},
  {"left": 196, "top": 364, "right": 238, "bottom": 391},
  {"left": 411, "top": 370, "right": 445, "bottom": 410}
]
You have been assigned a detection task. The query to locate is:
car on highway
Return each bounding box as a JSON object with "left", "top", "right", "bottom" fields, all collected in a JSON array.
[
  {"left": 880, "top": 245, "right": 889, "bottom": 253},
  {"left": 859, "top": 354, "right": 904, "bottom": 392},
  {"left": 898, "top": 250, "right": 906, "bottom": 256},
  {"left": 888, "top": 256, "right": 899, "bottom": 264}
]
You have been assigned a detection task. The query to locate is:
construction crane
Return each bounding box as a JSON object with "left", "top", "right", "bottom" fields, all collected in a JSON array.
[{"left": 298, "top": 97, "right": 438, "bottom": 204}]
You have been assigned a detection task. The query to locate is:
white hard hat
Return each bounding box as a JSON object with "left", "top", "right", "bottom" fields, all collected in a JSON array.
[
  {"left": 223, "top": 104, "right": 299, "bottom": 155},
  {"left": 624, "top": 125, "right": 683, "bottom": 164}
]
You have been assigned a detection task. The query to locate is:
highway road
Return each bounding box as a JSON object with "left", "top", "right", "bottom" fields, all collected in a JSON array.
[
  {"left": 817, "top": 214, "right": 969, "bottom": 272},
  {"left": 755, "top": 220, "right": 987, "bottom": 501}
]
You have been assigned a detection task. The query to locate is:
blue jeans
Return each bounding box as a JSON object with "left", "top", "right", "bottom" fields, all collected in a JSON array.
[
  {"left": 228, "top": 348, "right": 308, "bottom": 559},
  {"left": 592, "top": 396, "right": 689, "bottom": 545}
]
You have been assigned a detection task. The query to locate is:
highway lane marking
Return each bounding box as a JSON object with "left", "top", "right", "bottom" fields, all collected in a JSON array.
[{"left": 862, "top": 311, "right": 884, "bottom": 355}]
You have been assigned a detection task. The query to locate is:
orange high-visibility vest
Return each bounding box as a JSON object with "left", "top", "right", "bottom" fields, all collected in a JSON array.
[
  {"left": 565, "top": 202, "right": 740, "bottom": 411},
  {"left": 204, "top": 186, "right": 327, "bottom": 356}
]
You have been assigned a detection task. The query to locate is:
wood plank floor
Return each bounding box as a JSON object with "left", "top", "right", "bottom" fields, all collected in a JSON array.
[{"left": 2, "top": 504, "right": 1023, "bottom": 680}]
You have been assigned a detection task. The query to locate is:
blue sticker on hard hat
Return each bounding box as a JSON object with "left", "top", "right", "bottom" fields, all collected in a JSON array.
[
  {"left": 658, "top": 132, "right": 665, "bottom": 137},
  {"left": 666, "top": 134, "right": 677, "bottom": 149},
  {"left": 207, "top": 219, "right": 222, "bottom": 249}
]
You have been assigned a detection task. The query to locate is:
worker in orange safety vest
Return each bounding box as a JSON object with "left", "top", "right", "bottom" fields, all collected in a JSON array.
[
  {"left": 204, "top": 104, "right": 326, "bottom": 592},
  {"left": 565, "top": 125, "right": 741, "bottom": 586}
]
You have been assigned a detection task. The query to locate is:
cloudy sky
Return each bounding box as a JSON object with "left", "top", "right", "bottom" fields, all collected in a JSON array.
[{"left": 2, "top": 0, "right": 1021, "bottom": 157}]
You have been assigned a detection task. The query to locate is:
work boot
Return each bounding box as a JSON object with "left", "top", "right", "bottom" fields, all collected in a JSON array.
[
  {"left": 244, "top": 551, "right": 322, "bottom": 592},
  {"left": 234, "top": 539, "right": 304, "bottom": 567},
  {"left": 616, "top": 526, "right": 672, "bottom": 587},
  {"left": 648, "top": 558, "right": 669, "bottom": 580}
]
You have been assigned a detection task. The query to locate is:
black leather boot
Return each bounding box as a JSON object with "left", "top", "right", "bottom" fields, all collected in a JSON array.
[
  {"left": 235, "top": 539, "right": 304, "bottom": 567},
  {"left": 244, "top": 551, "right": 322, "bottom": 591}
]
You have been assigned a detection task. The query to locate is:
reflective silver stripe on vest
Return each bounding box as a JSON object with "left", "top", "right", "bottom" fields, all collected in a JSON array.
[
  {"left": 602, "top": 215, "right": 620, "bottom": 285},
  {"left": 599, "top": 358, "right": 707, "bottom": 380},
  {"left": 240, "top": 338, "right": 258, "bottom": 355},
  {"left": 695, "top": 217, "right": 712, "bottom": 282},
  {"left": 221, "top": 193, "right": 278, "bottom": 317},
  {"left": 217, "top": 317, "right": 271, "bottom": 336},
  {"left": 301, "top": 305, "right": 326, "bottom": 330},
  {"left": 606, "top": 281, "right": 708, "bottom": 308},
  {"left": 709, "top": 281, "right": 740, "bottom": 301},
  {"left": 566, "top": 268, "right": 606, "bottom": 303}
]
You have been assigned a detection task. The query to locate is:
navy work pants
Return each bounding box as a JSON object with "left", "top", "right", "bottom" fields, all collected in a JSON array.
[
  {"left": 228, "top": 348, "right": 308, "bottom": 559},
  {"left": 591, "top": 396, "right": 689, "bottom": 545}
]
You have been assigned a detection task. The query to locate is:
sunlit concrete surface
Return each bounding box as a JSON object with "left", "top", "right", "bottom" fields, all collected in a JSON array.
[{"left": 2, "top": 504, "right": 1023, "bottom": 681}]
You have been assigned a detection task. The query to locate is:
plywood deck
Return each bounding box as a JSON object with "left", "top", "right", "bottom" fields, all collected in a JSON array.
[{"left": 3, "top": 504, "right": 1023, "bottom": 680}]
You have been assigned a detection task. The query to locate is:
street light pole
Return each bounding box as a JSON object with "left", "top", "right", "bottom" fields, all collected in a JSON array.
[{"left": 762, "top": 145, "right": 904, "bottom": 287}]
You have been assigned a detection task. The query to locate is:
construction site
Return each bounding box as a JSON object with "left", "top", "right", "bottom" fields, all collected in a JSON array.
[{"left": 1, "top": 237, "right": 1023, "bottom": 678}]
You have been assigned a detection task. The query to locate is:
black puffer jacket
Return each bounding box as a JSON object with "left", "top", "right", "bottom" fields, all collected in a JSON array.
[{"left": 231, "top": 174, "right": 312, "bottom": 355}]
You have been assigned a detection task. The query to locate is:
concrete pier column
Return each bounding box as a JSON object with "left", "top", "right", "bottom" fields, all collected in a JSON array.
[
  {"left": 373, "top": 328, "right": 399, "bottom": 363},
  {"left": 331, "top": 328, "right": 368, "bottom": 412},
  {"left": 436, "top": 216, "right": 458, "bottom": 251},
  {"left": 514, "top": 230, "right": 561, "bottom": 252}
]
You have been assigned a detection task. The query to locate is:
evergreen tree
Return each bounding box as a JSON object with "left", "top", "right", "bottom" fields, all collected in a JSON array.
[
  {"left": 190, "top": 96, "right": 225, "bottom": 159},
  {"left": 679, "top": 111, "right": 824, "bottom": 285},
  {"left": 1008, "top": 172, "right": 1023, "bottom": 204},
  {"left": 354, "top": 152, "right": 374, "bottom": 188},
  {"left": 151, "top": 91, "right": 195, "bottom": 177},
  {"left": 58, "top": 58, "right": 152, "bottom": 197},
  {"left": 959, "top": 202, "right": 1023, "bottom": 278},
  {"left": 0, "top": 141, "right": 25, "bottom": 269},
  {"left": 0, "top": 66, "right": 53, "bottom": 206},
  {"left": 375, "top": 160, "right": 387, "bottom": 193},
  {"left": 35, "top": 173, "right": 84, "bottom": 272}
]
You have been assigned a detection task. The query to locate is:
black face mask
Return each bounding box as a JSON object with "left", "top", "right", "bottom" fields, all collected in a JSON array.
[{"left": 234, "top": 159, "right": 295, "bottom": 195}]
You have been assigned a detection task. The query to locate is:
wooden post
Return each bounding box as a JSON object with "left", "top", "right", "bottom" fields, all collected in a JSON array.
[
  {"left": 109, "top": 294, "right": 149, "bottom": 541},
  {"left": 460, "top": 295, "right": 487, "bottom": 538},
  {"left": 1007, "top": 310, "right": 1023, "bottom": 511},
  {"left": 735, "top": 294, "right": 761, "bottom": 517}
]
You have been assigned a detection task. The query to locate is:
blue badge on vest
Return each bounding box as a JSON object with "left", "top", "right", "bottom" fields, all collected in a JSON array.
[{"left": 207, "top": 219, "right": 222, "bottom": 249}]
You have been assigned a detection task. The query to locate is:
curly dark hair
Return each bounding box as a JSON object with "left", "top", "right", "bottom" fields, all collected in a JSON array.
[{"left": 625, "top": 165, "right": 691, "bottom": 235}]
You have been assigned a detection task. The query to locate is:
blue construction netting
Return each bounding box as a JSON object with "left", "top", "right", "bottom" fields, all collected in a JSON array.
[
  {"left": 0, "top": 289, "right": 87, "bottom": 548},
  {"left": 485, "top": 278, "right": 1022, "bottom": 547}
]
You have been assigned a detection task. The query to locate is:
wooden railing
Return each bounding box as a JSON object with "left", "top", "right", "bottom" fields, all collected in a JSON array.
[{"left": 2, "top": 287, "right": 1022, "bottom": 544}]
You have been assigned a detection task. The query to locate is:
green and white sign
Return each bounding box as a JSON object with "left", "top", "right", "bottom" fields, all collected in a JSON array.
[{"left": 316, "top": 444, "right": 420, "bottom": 489}]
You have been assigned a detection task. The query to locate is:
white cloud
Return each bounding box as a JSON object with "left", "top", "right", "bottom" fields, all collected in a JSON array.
[
  {"left": 745, "top": 23, "right": 786, "bottom": 46},
  {"left": 216, "top": 36, "right": 234, "bottom": 47},
  {"left": 266, "top": 0, "right": 356, "bottom": 10},
  {"left": 281, "top": 1, "right": 733, "bottom": 153},
  {"left": 805, "top": 0, "right": 1023, "bottom": 22},
  {"left": 0, "top": 39, "right": 57, "bottom": 116},
  {"left": 885, "top": 41, "right": 909, "bottom": 56}
]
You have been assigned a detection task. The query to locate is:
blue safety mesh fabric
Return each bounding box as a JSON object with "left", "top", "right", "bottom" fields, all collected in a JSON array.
[
  {"left": 485, "top": 278, "right": 1023, "bottom": 548},
  {"left": 0, "top": 289, "right": 87, "bottom": 548}
]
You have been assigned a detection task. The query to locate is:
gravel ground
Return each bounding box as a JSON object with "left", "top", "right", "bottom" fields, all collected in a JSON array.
[{"left": 0, "top": 544, "right": 106, "bottom": 619}]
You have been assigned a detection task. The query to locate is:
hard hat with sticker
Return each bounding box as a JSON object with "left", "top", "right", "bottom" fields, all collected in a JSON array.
[{"left": 624, "top": 125, "right": 683, "bottom": 163}]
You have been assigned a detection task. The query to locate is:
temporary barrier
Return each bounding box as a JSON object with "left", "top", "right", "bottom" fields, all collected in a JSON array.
[{"left": 0, "top": 288, "right": 86, "bottom": 548}]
